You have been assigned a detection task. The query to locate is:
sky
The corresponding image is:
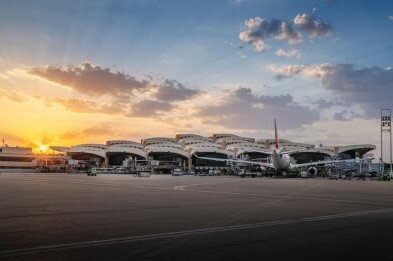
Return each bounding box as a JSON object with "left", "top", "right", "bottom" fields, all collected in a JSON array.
[{"left": 0, "top": 0, "right": 392, "bottom": 158}]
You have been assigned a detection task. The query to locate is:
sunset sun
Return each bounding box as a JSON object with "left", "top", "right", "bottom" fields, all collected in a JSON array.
[{"left": 38, "top": 144, "right": 48, "bottom": 153}]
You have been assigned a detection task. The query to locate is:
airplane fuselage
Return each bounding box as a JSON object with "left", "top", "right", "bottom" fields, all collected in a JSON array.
[{"left": 272, "top": 150, "right": 292, "bottom": 172}]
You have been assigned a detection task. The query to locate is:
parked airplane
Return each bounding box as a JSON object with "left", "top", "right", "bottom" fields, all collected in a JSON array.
[{"left": 193, "top": 119, "right": 368, "bottom": 175}]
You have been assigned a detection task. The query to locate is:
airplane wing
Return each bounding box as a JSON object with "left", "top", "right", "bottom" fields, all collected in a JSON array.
[
  {"left": 193, "top": 154, "right": 274, "bottom": 168},
  {"left": 291, "top": 158, "right": 372, "bottom": 168}
]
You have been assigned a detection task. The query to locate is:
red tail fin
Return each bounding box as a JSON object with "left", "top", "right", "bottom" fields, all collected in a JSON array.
[{"left": 274, "top": 119, "right": 279, "bottom": 149}]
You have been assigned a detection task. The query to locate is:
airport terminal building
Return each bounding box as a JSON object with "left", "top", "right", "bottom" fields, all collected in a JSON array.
[{"left": 49, "top": 134, "right": 376, "bottom": 175}]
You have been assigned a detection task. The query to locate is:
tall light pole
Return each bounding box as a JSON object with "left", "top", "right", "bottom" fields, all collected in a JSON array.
[{"left": 381, "top": 109, "right": 392, "bottom": 179}]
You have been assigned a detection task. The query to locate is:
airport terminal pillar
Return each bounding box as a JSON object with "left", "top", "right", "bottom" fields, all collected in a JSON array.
[
  {"left": 188, "top": 157, "right": 192, "bottom": 174},
  {"left": 104, "top": 155, "right": 109, "bottom": 168}
]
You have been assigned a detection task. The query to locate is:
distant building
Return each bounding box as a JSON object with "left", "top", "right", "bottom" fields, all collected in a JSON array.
[
  {"left": 0, "top": 146, "right": 67, "bottom": 172},
  {"left": 0, "top": 146, "right": 36, "bottom": 169}
]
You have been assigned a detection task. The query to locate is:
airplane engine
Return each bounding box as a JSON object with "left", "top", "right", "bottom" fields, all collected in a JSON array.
[{"left": 308, "top": 167, "right": 317, "bottom": 176}]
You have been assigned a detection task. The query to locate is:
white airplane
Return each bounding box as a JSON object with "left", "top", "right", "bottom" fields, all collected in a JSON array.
[{"left": 193, "top": 119, "right": 369, "bottom": 175}]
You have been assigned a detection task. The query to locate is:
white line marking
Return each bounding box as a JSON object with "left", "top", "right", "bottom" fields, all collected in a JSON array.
[
  {"left": 173, "top": 179, "right": 246, "bottom": 191},
  {"left": 1, "top": 207, "right": 393, "bottom": 257},
  {"left": 173, "top": 185, "right": 186, "bottom": 190}
]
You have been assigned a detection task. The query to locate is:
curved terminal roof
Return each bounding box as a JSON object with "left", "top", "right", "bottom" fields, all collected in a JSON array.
[
  {"left": 142, "top": 137, "right": 176, "bottom": 147},
  {"left": 107, "top": 141, "right": 146, "bottom": 159},
  {"left": 68, "top": 144, "right": 107, "bottom": 158},
  {"left": 176, "top": 134, "right": 209, "bottom": 141},
  {"left": 286, "top": 144, "right": 376, "bottom": 159},
  {"left": 186, "top": 142, "right": 234, "bottom": 157},
  {"left": 320, "top": 144, "right": 376, "bottom": 158},
  {"left": 50, "top": 137, "right": 376, "bottom": 162},
  {"left": 280, "top": 145, "right": 315, "bottom": 152},
  {"left": 211, "top": 134, "right": 255, "bottom": 143},
  {"left": 226, "top": 142, "right": 271, "bottom": 157},
  {"left": 258, "top": 139, "right": 292, "bottom": 145},
  {"left": 145, "top": 143, "right": 189, "bottom": 158},
  {"left": 259, "top": 139, "right": 315, "bottom": 150},
  {"left": 211, "top": 133, "right": 240, "bottom": 141},
  {"left": 106, "top": 140, "right": 142, "bottom": 146},
  {"left": 339, "top": 144, "right": 376, "bottom": 155},
  {"left": 215, "top": 138, "right": 240, "bottom": 146},
  {"left": 50, "top": 146, "right": 71, "bottom": 153},
  {"left": 145, "top": 142, "right": 182, "bottom": 149},
  {"left": 178, "top": 136, "right": 211, "bottom": 147},
  {"left": 215, "top": 137, "right": 256, "bottom": 146},
  {"left": 287, "top": 149, "right": 332, "bottom": 158},
  {"left": 226, "top": 142, "right": 267, "bottom": 150}
]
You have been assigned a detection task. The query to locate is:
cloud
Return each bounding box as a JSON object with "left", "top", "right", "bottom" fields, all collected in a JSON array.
[
  {"left": 284, "top": 118, "right": 379, "bottom": 148},
  {"left": 294, "top": 13, "right": 333, "bottom": 37},
  {"left": 0, "top": 88, "right": 27, "bottom": 103},
  {"left": 28, "top": 61, "right": 148, "bottom": 97},
  {"left": 128, "top": 99, "right": 174, "bottom": 117},
  {"left": 0, "top": 130, "right": 27, "bottom": 146},
  {"left": 269, "top": 64, "right": 393, "bottom": 116},
  {"left": 62, "top": 123, "right": 119, "bottom": 141},
  {"left": 153, "top": 79, "right": 202, "bottom": 101},
  {"left": 318, "top": 65, "right": 393, "bottom": 112},
  {"left": 311, "top": 98, "right": 342, "bottom": 109},
  {"left": 239, "top": 17, "right": 302, "bottom": 52},
  {"left": 389, "top": 16, "right": 393, "bottom": 21},
  {"left": 53, "top": 98, "right": 124, "bottom": 114},
  {"left": 332, "top": 110, "right": 363, "bottom": 121},
  {"left": 29, "top": 62, "right": 201, "bottom": 103},
  {"left": 275, "top": 48, "right": 301, "bottom": 58},
  {"left": 26, "top": 61, "right": 204, "bottom": 120},
  {"left": 268, "top": 63, "right": 333, "bottom": 80},
  {"left": 80, "top": 124, "right": 116, "bottom": 137},
  {"left": 239, "top": 13, "right": 332, "bottom": 52},
  {"left": 195, "top": 87, "right": 319, "bottom": 129}
]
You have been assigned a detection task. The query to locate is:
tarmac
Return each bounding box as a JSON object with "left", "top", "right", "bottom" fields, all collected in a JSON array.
[{"left": 1, "top": 173, "right": 393, "bottom": 260}]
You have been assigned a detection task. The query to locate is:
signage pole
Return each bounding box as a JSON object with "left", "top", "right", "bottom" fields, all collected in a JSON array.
[
  {"left": 381, "top": 110, "right": 383, "bottom": 174},
  {"left": 381, "top": 109, "right": 392, "bottom": 180},
  {"left": 389, "top": 109, "right": 393, "bottom": 179}
]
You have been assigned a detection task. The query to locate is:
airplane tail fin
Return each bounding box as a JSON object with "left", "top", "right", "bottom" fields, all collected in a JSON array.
[{"left": 274, "top": 119, "right": 279, "bottom": 150}]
